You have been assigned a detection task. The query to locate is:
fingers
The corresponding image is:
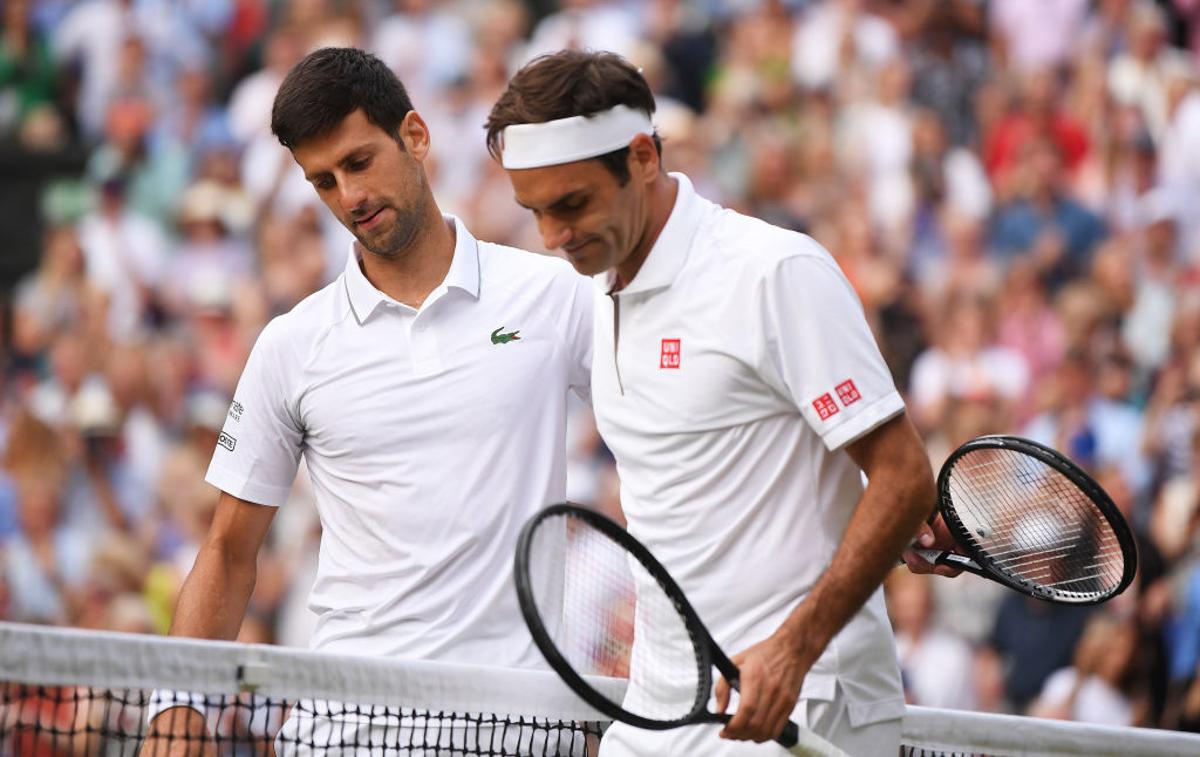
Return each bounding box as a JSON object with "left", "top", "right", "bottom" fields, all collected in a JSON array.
[
  {"left": 719, "top": 664, "right": 759, "bottom": 741},
  {"left": 718, "top": 665, "right": 792, "bottom": 743},
  {"left": 915, "top": 520, "right": 937, "bottom": 548},
  {"left": 902, "top": 548, "right": 965, "bottom": 577},
  {"left": 715, "top": 675, "right": 730, "bottom": 715},
  {"left": 903, "top": 519, "right": 964, "bottom": 577}
]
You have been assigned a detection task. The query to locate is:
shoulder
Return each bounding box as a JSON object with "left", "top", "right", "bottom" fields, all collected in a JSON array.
[
  {"left": 702, "top": 209, "right": 843, "bottom": 284},
  {"left": 479, "top": 241, "right": 576, "bottom": 279},
  {"left": 479, "top": 242, "right": 589, "bottom": 298},
  {"left": 251, "top": 277, "right": 348, "bottom": 361}
]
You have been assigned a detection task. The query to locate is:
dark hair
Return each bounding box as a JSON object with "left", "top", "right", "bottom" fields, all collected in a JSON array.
[
  {"left": 271, "top": 47, "right": 414, "bottom": 150},
  {"left": 485, "top": 50, "right": 660, "bottom": 185}
]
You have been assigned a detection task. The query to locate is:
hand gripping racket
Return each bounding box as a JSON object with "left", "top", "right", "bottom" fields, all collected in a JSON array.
[
  {"left": 913, "top": 435, "right": 1138, "bottom": 604},
  {"left": 515, "top": 503, "right": 849, "bottom": 756}
]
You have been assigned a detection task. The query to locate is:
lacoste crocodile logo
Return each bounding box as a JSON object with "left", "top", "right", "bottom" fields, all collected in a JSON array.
[{"left": 491, "top": 326, "right": 521, "bottom": 345}]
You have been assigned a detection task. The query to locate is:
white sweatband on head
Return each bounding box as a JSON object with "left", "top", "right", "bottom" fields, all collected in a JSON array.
[{"left": 499, "top": 104, "right": 655, "bottom": 169}]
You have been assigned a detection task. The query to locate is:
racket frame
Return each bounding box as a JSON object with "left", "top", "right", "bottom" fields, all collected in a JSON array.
[
  {"left": 937, "top": 435, "right": 1138, "bottom": 604},
  {"left": 514, "top": 503, "right": 741, "bottom": 732}
]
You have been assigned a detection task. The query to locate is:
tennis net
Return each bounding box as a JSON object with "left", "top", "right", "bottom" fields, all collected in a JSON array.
[
  {"left": 4, "top": 621, "right": 1200, "bottom": 756},
  {"left": 0, "top": 621, "right": 613, "bottom": 755}
]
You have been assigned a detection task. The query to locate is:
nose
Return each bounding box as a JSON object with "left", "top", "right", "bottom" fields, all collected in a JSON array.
[
  {"left": 337, "top": 176, "right": 369, "bottom": 216},
  {"left": 537, "top": 215, "right": 574, "bottom": 251}
]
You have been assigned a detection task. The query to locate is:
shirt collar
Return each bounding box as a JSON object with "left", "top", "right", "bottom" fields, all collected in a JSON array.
[
  {"left": 343, "top": 214, "right": 481, "bottom": 324},
  {"left": 599, "top": 172, "right": 707, "bottom": 296}
]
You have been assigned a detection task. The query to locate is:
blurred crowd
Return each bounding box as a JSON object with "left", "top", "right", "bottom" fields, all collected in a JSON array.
[{"left": 1, "top": 0, "right": 1200, "bottom": 735}]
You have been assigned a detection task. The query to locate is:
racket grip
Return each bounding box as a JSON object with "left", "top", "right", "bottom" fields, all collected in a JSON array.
[
  {"left": 911, "top": 549, "right": 984, "bottom": 576},
  {"left": 778, "top": 720, "right": 799, "bottom": 746},
  {"left": 778, "top": 720, "right": 852, "bottom": 756}
]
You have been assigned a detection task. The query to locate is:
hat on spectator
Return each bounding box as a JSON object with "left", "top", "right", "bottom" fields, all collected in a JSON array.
[
  {"left": 70, "top": 378, "right": 122, "bottom": 438},
  {"left": 178, "top": 180, "right": 228, "bottom": 229}
]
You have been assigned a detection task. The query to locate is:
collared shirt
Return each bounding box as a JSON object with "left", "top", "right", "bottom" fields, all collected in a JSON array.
[
  {"left": 206, "top": 216, "right": 591, "bottom": 665},
  {"left": 593, "top": 174, "right": 906, "bottom": 727}
]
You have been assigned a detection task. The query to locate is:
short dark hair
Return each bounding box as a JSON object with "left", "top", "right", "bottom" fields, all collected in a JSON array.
[
  {"left": 271, "top": 47, "right": 414, "bottom": 150},
  {"left": 485, "top": 50, "right": 660, "bottom": 185}
]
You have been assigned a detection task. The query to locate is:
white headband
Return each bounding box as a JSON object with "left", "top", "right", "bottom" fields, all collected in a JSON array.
[{"left": 499, "top": 104, "right": 655, "bottom": 170}]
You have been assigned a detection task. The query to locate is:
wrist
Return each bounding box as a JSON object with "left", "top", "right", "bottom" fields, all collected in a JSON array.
[{"left": 777, "top": 603, "right": 832, "bottom": 666}]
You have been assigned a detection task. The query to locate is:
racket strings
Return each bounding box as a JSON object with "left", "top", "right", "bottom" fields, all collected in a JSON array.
[
  {"left": 525, "top": 514, "right": 704, "bottom": 722},
  {"left": 946, "top": 449, "right": 1125, "bottom": 600}
]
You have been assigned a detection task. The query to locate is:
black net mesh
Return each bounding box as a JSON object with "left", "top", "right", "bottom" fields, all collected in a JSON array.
[{"left": 1, "top": 683, "right": 604, "bottom": 755}]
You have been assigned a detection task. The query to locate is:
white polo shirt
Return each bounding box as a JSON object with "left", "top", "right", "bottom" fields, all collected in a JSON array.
[
  {"left": 206, "top": 216, "right": 591, "bottom": 666},
  {"left": 593, "top": 174, "right": 906, "bottom": 727}
]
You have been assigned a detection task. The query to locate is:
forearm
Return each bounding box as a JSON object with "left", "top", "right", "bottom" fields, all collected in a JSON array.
[
  {"left": 777, "top": 416, "right": 935, "bottom": 661},
  {"left": 168, "top": 541, "right": 258, "bottom": 640}
]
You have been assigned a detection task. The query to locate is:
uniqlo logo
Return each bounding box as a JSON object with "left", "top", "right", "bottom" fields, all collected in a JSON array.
[
  {"left": 813, "top": 393, "right": 839, "bottom": 421},
  {"left": 836, "top": 379, "right": 861, "bottom": 407},
  {"left": 660, "top": 339, "right": 681, "bottom": 369}
]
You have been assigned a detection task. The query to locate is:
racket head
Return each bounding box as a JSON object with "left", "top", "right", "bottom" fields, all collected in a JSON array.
[
  {"left": 514, "top": 503, "right": 724, "bottom": 731},
  {"left": 938, "top": 435, "right": 1137, "bottom": 604}
]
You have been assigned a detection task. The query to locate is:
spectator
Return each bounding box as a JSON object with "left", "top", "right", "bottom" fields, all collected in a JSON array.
[
  {"left": 1, "top": 410, "right": 92, "bottom": 624},
  {"left": 75, "top": 173, "right": 168, "bottom": 341},
  {"left": 990, "top": 138, "right": 1108, "bottom": 291},
  {"left": 0, "top": 0, "right": 62, "bottom": 145},
  {"left": 887, "top": 570, "right": 979, "bottom": 710},
  {"left": 1029, "top": 614, "right": 1139, "bottom": 724},
  {"left": 909, "top": 293, "right": 1030, "bottom": 433},
  {"left": 987, "top": 593, "right": 1094, "bottom": 712}
]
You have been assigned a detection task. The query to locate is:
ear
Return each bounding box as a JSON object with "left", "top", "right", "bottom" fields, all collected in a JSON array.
[
  {"left": 628, "top": 133, "right": 661, "bottom": 184},
  {"left": 398, "top": 111, "right": 431, "bottom": 161}
]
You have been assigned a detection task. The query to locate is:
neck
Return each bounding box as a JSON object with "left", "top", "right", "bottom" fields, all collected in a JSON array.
[
  {"left": 614, "top": 173, "right": 678, "bottom": 289},
  {"left": 357, "top": 202, "right": 455, "bottom": 309}
]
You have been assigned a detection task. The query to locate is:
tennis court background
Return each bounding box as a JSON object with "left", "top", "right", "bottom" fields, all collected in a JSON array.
[{"left": 1, "top": 0, "right": 1199, "bottom": 741}]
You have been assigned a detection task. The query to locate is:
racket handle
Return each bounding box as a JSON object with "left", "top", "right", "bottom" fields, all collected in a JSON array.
[
  {"left": 911, "top": 549, "right": 984, "bottom": 576},
  {"left": 778, "top": 720, "right": 852, "bottom": 756}
]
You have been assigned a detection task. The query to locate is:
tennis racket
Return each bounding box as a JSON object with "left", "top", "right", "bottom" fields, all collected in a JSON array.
[
  {"left": 912, "top": 435, "right": 1137, "bottom": 604},
  {"left": 514, "top": 503, "right": 849, "bottom": 757}
]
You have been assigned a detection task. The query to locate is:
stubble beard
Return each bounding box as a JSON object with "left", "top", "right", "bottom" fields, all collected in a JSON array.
[{"left": 355, "top": 180, "right": 430, "bottom": 261}]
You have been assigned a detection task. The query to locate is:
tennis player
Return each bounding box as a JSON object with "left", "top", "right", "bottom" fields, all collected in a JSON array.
[
  {"left": 143, "top": 48, "right": 592, "bottom": 754},
  {"left": 487, "top": 50, "right": 938, "bottom": 756}
]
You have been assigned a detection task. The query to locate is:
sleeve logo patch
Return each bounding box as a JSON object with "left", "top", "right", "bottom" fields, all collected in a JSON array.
[
  {"left": 660, "top": 338, "right": 681, "bottom": 369},
  {"left": 813, "top": 393, "right": 839, "bottom": 421},
  {"left": 217, "top": 432, "right": 237, "bottom": 452},
  {"left": 835, "top": 379, "right": 861, "bottom": 407},
  {"left": 229, "top": 401, "right": 243, "bottom": 422}
]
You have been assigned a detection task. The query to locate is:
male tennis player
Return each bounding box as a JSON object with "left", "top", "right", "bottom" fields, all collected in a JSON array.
[
  {"left": 487, "top": 50, "right": 938, "bottom": 756},
  {"left": 143, "top": 48, "right": 591, "bottom": 754}
]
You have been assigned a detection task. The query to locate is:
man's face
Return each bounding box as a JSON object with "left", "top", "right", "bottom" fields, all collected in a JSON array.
[
  {"left": 506, "top": 157, "right": 644, "bottom": 277},
  {"left": 292, "top": 109, "right": 429, "bottom": 259}
]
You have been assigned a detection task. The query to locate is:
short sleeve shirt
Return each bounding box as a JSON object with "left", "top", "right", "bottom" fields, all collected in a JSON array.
[
  {"left": 592, "top": 175, "right": 906, "bottom": 726},
  {"left": 206, "top": 216, "right": 591, "bottom": 666}
]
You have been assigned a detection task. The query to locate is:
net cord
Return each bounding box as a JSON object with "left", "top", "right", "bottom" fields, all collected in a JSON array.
[
  {"left": 902, "top": 705, "right": 1200, "bottom": 756},
  {"left": 0, "top": 622, "right": 621, "bottom": 722}
]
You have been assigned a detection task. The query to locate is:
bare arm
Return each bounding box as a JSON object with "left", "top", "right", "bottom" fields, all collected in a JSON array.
[
  {"left": 783, "top": 412, "right": 935, "bottom": 660},
  {"left": 143, "top": 492, "right": 276, "bottom": 756},
  {"left": 168, "top": 491, "right": 277, "bottom": 639},
  {"left": 716, "top": 412, "right": 935, "bottom": 742}
]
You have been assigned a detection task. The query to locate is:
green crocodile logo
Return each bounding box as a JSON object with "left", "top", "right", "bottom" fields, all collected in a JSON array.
[{"left": 491, "top": 326, "right": 521, "bottom": 345}]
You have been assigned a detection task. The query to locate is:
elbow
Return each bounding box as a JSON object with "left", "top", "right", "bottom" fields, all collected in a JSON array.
[{"left": 897, "top": 445, "right": 938, "bottom": 522}]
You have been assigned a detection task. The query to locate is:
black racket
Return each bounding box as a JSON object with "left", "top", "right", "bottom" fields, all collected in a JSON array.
[
  {"left": 514, "top": 503, "right": 849, "bottom": 757},
  {"left": 913, "top": 435, "right": 1137, "bottom": 604}
]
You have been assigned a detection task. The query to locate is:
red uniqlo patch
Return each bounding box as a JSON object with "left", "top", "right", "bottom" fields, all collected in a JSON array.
[
  {"left": 813, "top": 393, "right": 839, "bottom": 420},
  {"left": 836, "top": 379, "right": 861, "bottom": 407},
  {"left": 660, "top": 339, "right": 681, "bottom": 369}
]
